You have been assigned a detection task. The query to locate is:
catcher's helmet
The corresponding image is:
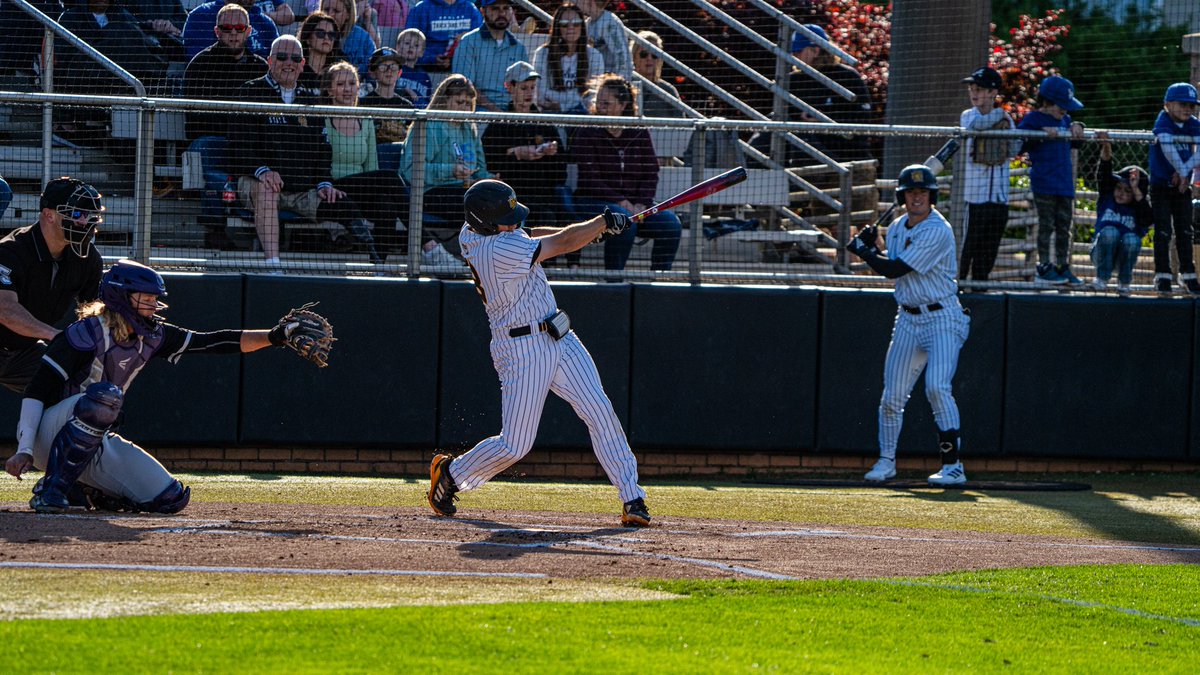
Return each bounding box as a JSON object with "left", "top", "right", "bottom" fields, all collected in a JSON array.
[
  {"left": 100, "top": 259, "right": 168, "bottom": 337},
  {"left": 464, "top": 179, "right": 529, "bottom": 235},
  {"left": 895, "top": 164, "right": 938, "bottom": 205},
  {"left": 40, "top": 177, "right": 104, "bottom": 257}
]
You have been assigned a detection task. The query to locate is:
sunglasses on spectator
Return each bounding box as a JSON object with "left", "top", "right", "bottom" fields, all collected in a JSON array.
[
  {"left": 218, "top": 23, "right": 248, "bottom": 33},
  {"left": 558, "top": 18, "right": 583, "bottom": 26},
  {"left": 637, "top": 51, "right": 659, "bottom": 60},
  {"left": 272, "top": 53, "right": 304, "bottom": 63},
  {"left": 313, "top": 29, "right": 337, "bottom": 40}
]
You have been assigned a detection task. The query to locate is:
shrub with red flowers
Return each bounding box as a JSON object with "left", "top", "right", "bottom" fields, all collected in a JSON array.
[{"left": 988, "top": 9, "right": 1070, "bottom": 118}]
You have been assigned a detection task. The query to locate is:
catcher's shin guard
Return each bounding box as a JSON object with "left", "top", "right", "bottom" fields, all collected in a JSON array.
[
  {"left": 137, "top": 479, "right": 191, "bottom": 514},
  {"left": 32, "top": 383, "right": 123, "bottom": 514}
]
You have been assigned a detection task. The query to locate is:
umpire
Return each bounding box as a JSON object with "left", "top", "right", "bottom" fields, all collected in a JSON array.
[{"left": 0, "top": 177, "right": 104, "bottom": 393}]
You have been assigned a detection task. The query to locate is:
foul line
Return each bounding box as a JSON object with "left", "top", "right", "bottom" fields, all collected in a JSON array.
[
  {"left": 0, "top": 561, "right": 545, "bottom": 578},
  {"left": 731, "top": 530, "right": 1200, "bottom": 554}
]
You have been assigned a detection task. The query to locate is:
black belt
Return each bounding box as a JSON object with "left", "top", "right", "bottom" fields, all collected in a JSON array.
[
  {"left": 509, "top": 321, "right": 549, "bottom": 338},
  {"left": 902, "top": 302, "right": 944, "bottom": 315}
]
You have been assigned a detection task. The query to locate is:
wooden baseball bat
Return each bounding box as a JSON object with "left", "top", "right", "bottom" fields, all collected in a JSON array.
[{"left": 630, "top": 166, "right": 748, "bottom": 222}]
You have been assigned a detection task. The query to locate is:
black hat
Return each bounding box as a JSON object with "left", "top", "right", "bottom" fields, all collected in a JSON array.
[
  {"left": 961, "top": 67, "right": 1002, "bottom": 90},
  {"left": 369, "top": 47, "right": 403, "bottom": 70}
]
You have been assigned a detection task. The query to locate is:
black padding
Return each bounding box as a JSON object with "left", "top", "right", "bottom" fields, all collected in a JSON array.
[
  {"left": 629, "top": 284, "right": 819, "bottom": 451},
  {"left": 1005, "top": 295, "right": 1193, "bottom": 459},
  {"left": 122, "top": 274, "right": 243, "bottom": 444},
  {"left": 240, "top": 276, "right": 441, "bottom": 446},
  {"left": 1194, "top": 299, "right": 1200, "bottom": 461},
  {"left": 816, "top": 291, "right": 1005, "bottom": 457},
  {"left": 436, "top": 282, "right": 633, "bottom": 451}
]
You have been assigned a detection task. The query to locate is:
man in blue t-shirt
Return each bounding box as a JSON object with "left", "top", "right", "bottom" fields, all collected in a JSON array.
[{"left": 403, "top": 0, "right": 482, "bottom": 70}]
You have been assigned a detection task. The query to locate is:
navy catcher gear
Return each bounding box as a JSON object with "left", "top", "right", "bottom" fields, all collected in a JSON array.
[
  {"left": 40, "top": 177, "right": 104, "bottom": 257},
  {"left": 100, "top": 259, "right": 168, "bottom": 337},
  {"left": 895, "top": 164, "right": 939, "bottom": 205},
  {"left": 31, "top": 382, "right": 123, "bottom": 513},
  {"left": 464, "top": 180, "right": 529, "bottom": 235}
]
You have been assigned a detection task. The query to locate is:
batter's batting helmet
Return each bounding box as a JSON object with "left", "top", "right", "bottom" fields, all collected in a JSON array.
[
  {"left": 40, "top": 177, "right": 104, "bottom": 257},
  {"left": 895, "top": 164, "right": 938, "bottom": 205},
  {"left": 100, "top": 259, "right": 168, "bottom": 337},
  {"left": 464, "top": 180, "right": 529, "bottom": 235}
]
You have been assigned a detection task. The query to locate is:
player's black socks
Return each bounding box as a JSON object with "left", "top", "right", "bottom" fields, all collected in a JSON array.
[{"left": 937, "top": 428, "right": 960, "bottom": 465}]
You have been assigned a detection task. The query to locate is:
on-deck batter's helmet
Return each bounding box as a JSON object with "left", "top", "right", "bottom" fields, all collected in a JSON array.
[
  {"left": 100, "top": 259, "right": 168, "bottom": 337},
  {"left": 40, "top": 177, "right": 104, "bottom": 257},
  {"left": 464, "top": 179, "right": 529, "bottom": 235},
  {"left": 895, "top": 164, "right": 938, "bottom": 205}
]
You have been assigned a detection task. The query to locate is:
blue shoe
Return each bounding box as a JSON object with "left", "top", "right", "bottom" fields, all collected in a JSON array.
[
  {"left": 1036, "top": 263, "right": 1066, "bottom": 285},
  {"left": 1057, "top": 265, "right": 1082, "bottom": 285}
]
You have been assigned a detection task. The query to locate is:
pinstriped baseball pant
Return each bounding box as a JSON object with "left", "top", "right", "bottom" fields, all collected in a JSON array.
[
  {"left": 450, "top": 330, "right": 645, "bottom": 504},
  {"left": 877, "top": 305, "right": 970, "bottom": 459}
]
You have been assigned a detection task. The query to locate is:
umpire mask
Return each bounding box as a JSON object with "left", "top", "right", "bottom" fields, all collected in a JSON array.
[{"left": 42, "top": 178, "right": 104, "bottom": 257}]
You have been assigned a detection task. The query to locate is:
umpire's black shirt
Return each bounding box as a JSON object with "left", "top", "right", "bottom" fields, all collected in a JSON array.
[{"left": 0, "top": 223, "right": 103, "bottom": 351}]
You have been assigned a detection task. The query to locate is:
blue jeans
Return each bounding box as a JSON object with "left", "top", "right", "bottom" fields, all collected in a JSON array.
[
  {"left": 0, "top": 176, "right": 11, "bottom": 221},
  {"left": 575, "top": 198, "right": 682, "bottom": 271},
  {"left": 1090, "top": 227, "right": 1141, "bottom": 285}
]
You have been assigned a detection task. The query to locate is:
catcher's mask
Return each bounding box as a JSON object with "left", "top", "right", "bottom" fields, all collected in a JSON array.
[
  {"left": 40, "top": 177, "right": 104, "bottom": 257},
  {"left": 895, "top": 164, "right": 938, "bottom": 206},
  {"left": 464, "top": 179, "right": 529, "bottom": 235},
  {"left": 100, "top": 259, "right": 169, "bottom": 337}
]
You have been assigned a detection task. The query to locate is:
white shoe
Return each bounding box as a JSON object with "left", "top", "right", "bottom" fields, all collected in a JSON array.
[
  {"left": 928, "top": 462, "right": 967, "bottom": 486},
  {"left": 421, "top": 243, "right": 466, "bottom": 270},
  {"left": 1117, "top": 284, "right": 1132, "bottom": 298},
  {"left": 1090, "top": 278, "right": 1107, "bottom": 291},
  {"left": 864, "top": 458, "right": 896, "bottom": 482}
]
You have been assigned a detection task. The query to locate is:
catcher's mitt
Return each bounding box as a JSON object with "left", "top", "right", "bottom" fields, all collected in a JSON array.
[{"left": 269, "top": 302, "right": 335, "bottom": 367}]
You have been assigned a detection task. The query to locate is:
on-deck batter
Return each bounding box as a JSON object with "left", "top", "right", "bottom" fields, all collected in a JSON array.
[
  {"left": 847, "top": 164, "right": 971, "bottom": 486},
  {"left": 426, "top": 179, "right": 651, "bottom": 526}
]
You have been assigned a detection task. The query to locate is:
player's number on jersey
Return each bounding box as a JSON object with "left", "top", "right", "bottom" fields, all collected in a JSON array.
[{"left": 467, "top": 261, "right": 487, "bottom": 305}]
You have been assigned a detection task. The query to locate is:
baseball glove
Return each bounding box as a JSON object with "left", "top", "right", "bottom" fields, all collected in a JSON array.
[
  {"left": 972, "top": 115, "right": 1013, "bottom": 167},
  {"left": 269, "top": 302, "right": 335, "bottom": 367}
]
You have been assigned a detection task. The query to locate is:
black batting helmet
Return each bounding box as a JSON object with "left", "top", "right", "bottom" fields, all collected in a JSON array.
[
  {"left": 40, "top": 177, "right": 104, "bottom": 256},
  {"left": 464, "top": 180, "right": 529, "bottom": 235},
  {"left": 895, "top": 164, "right": 938, "bottom": 205}
]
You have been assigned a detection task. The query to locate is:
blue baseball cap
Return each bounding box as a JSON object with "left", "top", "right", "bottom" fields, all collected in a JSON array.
[
  {"left": 1038, "top": 75, "right": 1083, "bottom": 111},
  {"left": 1164, "top": 83, "right": 1199, "bottom": 104},
  {"left": 478, "top": 0, "right": 511, "bottom": 5},
  {"left": 790, "top": 25, "right": 828, "bottom": 54}
]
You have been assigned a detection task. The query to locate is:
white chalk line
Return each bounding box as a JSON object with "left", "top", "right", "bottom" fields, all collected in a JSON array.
[
  {"left": 883, "top": 579, "right": 1200, "bottom": 627},
  {"left": 0, "top": 561, "right": 544, "bottom": 578},
  {"left": 731, "top": 530, "right": 1200, "bottom": 554}
]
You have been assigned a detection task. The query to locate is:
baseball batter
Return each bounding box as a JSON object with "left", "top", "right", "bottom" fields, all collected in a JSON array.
[
  {"left": 847, "top": 164, "right": 970, "bottom": 486},
  {"left": 427, "top": 179, "right": 651, "bottom": 527}
]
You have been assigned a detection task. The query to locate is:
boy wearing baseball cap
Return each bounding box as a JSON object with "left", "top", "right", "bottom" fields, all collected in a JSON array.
[
  {"left": 1017, "top": 74, "right": 1086, "bottom": 285},
  {"left": 1148, "top": 82, "right": 1200, "bottom": 295},
  {"left": 360, "top": 47, "right": 414, "bottom": 143}
]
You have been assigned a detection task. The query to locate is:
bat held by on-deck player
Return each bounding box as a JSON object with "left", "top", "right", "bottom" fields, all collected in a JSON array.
[{"left": 861, "top": 137, "right": 962, "bottom": 235}]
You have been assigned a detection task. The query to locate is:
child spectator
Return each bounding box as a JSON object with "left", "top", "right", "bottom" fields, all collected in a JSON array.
[
  {"left": 1090, "top": 132, "right": 1150, "bottom": 297},
  {"left": 576, "top": 0, "right": 630, "bottom": 79},
  {"left": 394, "top": 28, "right": 433, "bottom": 107},
  {"left": 360, "top": 47, "right": 414, "bottom": 143},
  {"left": 403, "top": 0, "right": 481, "bottom": 71},
  {"left": 532, "top": 2, "right": 603, "bottom": 114},
  {"left": 957, "top": 66, "right": 1019, "bottom": 284},
  {"left": 1148, "top": 82, "right": 1200, "bottom": 295},
  {"left": 1017, "top": 75, "right": 1085, "bottom": 285}
]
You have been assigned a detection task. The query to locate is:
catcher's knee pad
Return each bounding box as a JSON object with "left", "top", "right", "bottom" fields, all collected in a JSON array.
[
  {"left": 79, "top": 382, "right": 124, "bottom": 426},
  {"left": 138, "top": 479, "right": 190, "bottom": 514}
]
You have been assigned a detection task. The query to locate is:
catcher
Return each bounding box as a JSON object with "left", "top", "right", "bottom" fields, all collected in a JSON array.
[{"left": 2, "top": 259, "right": 334, "bottom": 513}]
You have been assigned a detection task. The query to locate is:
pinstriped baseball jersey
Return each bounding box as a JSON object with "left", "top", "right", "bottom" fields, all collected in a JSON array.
[
  {"left": 886, "top": 207, "right": 959, "bottom": 307},
  {"left": 460, "top": 224, "right": 556, "bottom": 331}
]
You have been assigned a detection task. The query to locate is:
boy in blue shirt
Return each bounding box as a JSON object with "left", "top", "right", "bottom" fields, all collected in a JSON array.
[
  {"left": 1017, "top": 75, "right": 1085, "bottom": 284},
  {"left": 1148, "top": 82, "right": 1200, "bottom": 295},
  {"left": 1090, "top": 132, "right": 1151, "bottom": 297}
]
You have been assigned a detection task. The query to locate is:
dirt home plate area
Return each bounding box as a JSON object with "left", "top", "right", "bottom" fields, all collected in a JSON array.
[{"left": 3, "top": 502, "right": 1199, "bottom": 580}]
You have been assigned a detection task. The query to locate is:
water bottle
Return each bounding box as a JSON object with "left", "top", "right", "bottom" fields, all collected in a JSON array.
[{"left": 222, "top": 176, "right": 236, "bottom": 204}]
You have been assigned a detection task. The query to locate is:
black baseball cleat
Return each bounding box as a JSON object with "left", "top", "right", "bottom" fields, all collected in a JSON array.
[
  {"left": 427, "top": 454, "right": 459, "bottom": 517},
  {"left": 621, "top": 498, "right": 651, "bottom": 527}
]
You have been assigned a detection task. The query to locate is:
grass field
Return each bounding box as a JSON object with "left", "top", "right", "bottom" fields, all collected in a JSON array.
[{"left": 2, "top": 471, "right": 1199, "bottom": 673}]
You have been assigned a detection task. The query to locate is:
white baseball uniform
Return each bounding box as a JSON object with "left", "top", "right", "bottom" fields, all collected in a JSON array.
[
  {"left": 448, "top": 223, "right": 645, "bottom": 504},
  {"left": 877, "top": 207, "right": 970, "bottom": 459}
]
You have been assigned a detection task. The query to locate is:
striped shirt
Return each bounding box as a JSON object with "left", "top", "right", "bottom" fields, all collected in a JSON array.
[
  {"left": 459, "top": 224, "right": 557, "bottom": 332},
  {"left": 887, "top": 207, "right": 958, "bottom": 307}
]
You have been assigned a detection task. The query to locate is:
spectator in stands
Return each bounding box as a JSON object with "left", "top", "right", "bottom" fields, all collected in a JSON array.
[
  {"left": 297, "top": 12, "right": 346, "bottom": 97},
  {"left": 398, "top": 74, "right": 493, "bottom": 266},
  {"left": 450, "top": 0, "right": 527, "bottom": 112},
  {"left": 631, "top": 31, "right": 680, "bottom": 119},
  {"left": 123, "top": 0, "right": 188, "bottom": 64},
  {"left": 355, "top": 0, "right": 382, "bottom": 53},
  {"left": 322, "top": 0, "right": 376, "bottom": 74},
  {"left": 394, "top": 28, "right": 432, "bottom": 107},
  {"left": 57, "top": 0, "right": 169, "bottom": 94},
  {"left": 481, "top": 61, "right": 577, "bottom": 267},
  {"left": 786, "top": 24, "right": 873, "bottom": 163},
  {"left": 182, "top": 3, "right": 269, "bottom": 140},
  {"left": 1090, "top": 133, "right": 1150, "bottom": 297},
  {"left": 374, "top": 0, "right": 408, "bottom": 51},
  {"left": 1017, "top": 75, "right": 1085, "bottom": 285},
  {"left": 956, "top": 66, "right": 1019, "bottom": 286},
  {"left": 1149, "top": 82, "right": 1200, "bottom": 295},
  {"left": 360, "top": 47, "right": 414, "bottom": 143},
  {"left": 322, "top": 62, "right": 406, "bottom": 259},
  {"left": 184, "top": 0, "right": 280, "bottom": 60},
  {"left": 256, "top": 0, "right": 295, "bottom": 30},
  {"left": 230, "top": 35, "right": 377, "bottom": 268},
  {"left": 576, "top": 0, "right": 630, "bottom": 79},
  {"left": 573, "top": 74, "right": 681, "bottom": 272},
  {"left": 532, "top": 2, "right": 603, "bottom": 114},
  {"left": 404, "top": 0, "right": 481, "bottom": 71}
]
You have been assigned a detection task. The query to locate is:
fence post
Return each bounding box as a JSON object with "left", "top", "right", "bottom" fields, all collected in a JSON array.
[
  {"left": 406, "top": 115, "right": 426, "bottom": 278},
  {"left": 836, "top": 168, "right": 852, "bottom": 271},
  {"left": 688, "top": 121, "right": 707, "bottom": 283},
  {"left": 132, "top": 104, "right": 155, "bottom": 262},
  {"left": 41, "top": 28, "right": 53, "bottom": 190}
]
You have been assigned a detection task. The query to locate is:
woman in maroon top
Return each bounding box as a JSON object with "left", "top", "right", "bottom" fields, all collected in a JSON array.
[{"left": 572, "top": 74, "right": 681, "bottom": 272}]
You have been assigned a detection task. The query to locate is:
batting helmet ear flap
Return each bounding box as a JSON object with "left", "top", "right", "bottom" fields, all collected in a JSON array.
[{"left": 895, "top": 164, "right": 939, "bottom": 206}]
